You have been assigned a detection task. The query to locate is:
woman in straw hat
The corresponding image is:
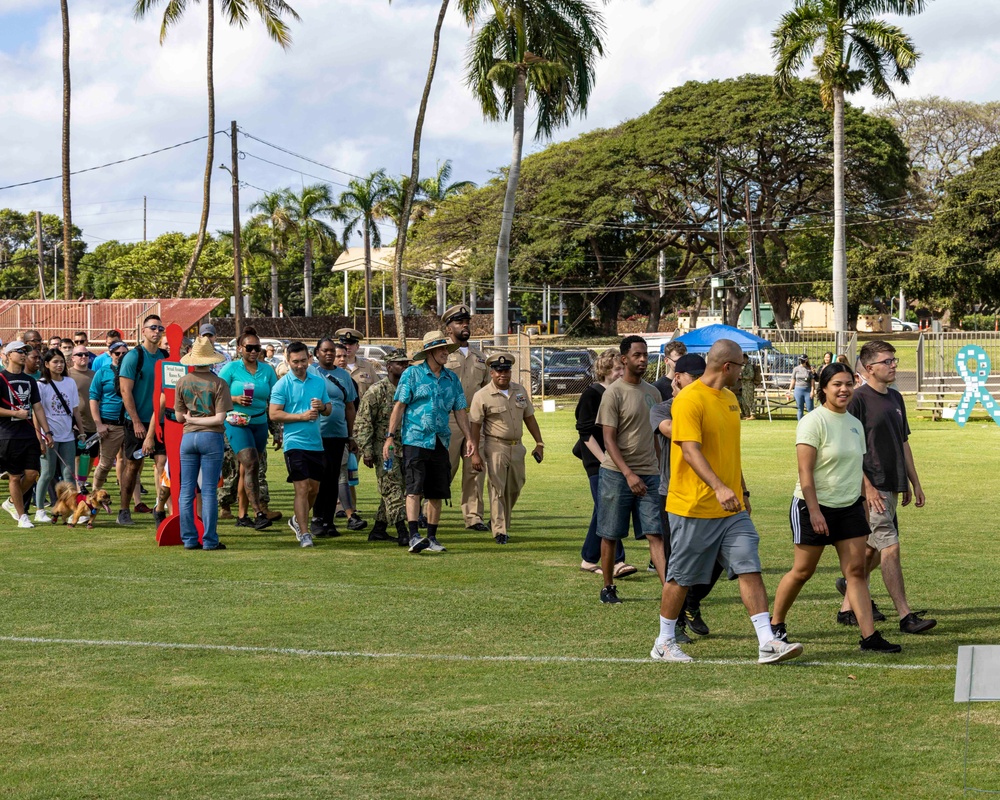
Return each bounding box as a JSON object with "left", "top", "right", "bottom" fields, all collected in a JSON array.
[{"left": 174, "top": 336, "right": 233, "bottom": 550}]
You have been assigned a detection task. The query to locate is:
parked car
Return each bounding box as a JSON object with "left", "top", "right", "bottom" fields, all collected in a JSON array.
[
  {"left": 531, "top": 349, "right": 596, "bottom": 395},
  {"left": 892, "top": 317, "right": 918, "bottom": 332}
]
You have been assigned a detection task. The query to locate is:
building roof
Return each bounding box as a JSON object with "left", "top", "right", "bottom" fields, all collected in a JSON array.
[{"left": 331, "top": 247, "right": 469, "bottom": 275}]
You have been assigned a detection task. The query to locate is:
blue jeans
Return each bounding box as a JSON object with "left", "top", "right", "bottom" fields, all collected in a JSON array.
[
  {"left": 793, "top": 387, "right": 813, "bottom": 420},
  {"left": 581, "top": 472, "right": 625, "bottom": 564},
  {"left": 180, "top": 431, "right": 225, "bottom": 549}
]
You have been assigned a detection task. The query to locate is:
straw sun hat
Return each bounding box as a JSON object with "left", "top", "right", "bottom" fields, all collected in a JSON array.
[
  {"left": 181, "top": 335, "right": 226, "bottom": 366},
  {"left": 411, "top": 330, "right": 460, "bottom": 361}
]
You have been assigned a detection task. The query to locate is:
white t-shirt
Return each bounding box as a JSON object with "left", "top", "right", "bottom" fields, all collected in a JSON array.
[{"left": 38, "top": 378, "right": 80, "bottom": 443}]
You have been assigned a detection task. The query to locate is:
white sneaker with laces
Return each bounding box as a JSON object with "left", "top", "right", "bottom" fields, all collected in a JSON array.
[
  {"left": 34, "top": 509, "right": 52, "bottom": 523},
  {"left": 3, "top": 497, "right": 18, "bottom": 520},
  {"left": 17, "top": 514, "right": 34, "bottom": 529},
  {"left": 299, "top": 533, "right": 314, "bottom": 548},
  {"left": 288, "top": 516, "right": 302, "bottom": 541},
  {"left": 758, "top": 639, "right": 804, "bottom": 664},
  {"left": 650, "top": 637, "right": 693, "bottom": 663}
]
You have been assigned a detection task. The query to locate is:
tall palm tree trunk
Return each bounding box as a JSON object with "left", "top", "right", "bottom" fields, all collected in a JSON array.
[
  {"left": 392, "top": 0, "right": 450, "bottom": 346},
  {"left": 832, "top": 85, "right": 847, "bottom": 343},
  {"left": 176, "top": 0, "right": 215, "bottom": 299},
  {"left": 60, "top": 0, "right": 72, "bottom": 301},
  {"left": 493, "top": 67, "right": 526, "bottom": 346},
  {"left": 303, "top": 234, "right": 313, "bottom": 316},
  {"left": 363, "top": 222, "right": 372, "bottom": 339},
  {"left": 270, "top": 235, "right": 280, "bottom": 316}
]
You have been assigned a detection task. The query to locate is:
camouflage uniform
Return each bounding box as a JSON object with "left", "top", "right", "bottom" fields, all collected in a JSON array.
[{"left": 354, "top": 376, "right": 405, "bottom": 525}]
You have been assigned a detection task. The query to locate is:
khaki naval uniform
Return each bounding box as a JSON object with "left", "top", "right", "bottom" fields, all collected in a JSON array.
[
  {"left": 346, "top": 357, "right": 380, "bottom": 401},
  {"left": 446, "top": 344, "right": 490, "bottom": 525},
  {"left": 469, "top": 380, "right": 534, "bottom": 536}
]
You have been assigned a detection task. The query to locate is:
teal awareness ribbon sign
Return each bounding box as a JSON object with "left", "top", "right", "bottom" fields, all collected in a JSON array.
[{"left": 954, "top": 345, "right": 1000, "bottom": 427}]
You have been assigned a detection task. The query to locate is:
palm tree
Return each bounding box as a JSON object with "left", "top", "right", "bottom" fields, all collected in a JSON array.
[
  {"left": 248, "top": 189, "right": 291, "bottom": 315},
  {"left": 375, "top": 175, "right": 428, "bottom": 232},
  {"left": 282, "top": 183, "right": 340, "bottom": 317},
  {"left": 459, "top": 0, "right": 606, "bottom": 344},
  {"left": 418, "top": 159, "right": 476, "bottom": 218},
  {"left": 773, "top": 0, "right": 925, "bottom": 340},
  {"left": 133, "top": 0, "right": 300, "bottom": 299},
  {"left": 388, "top": 0, "right": 451, "bottom": 346},
  {"left": 340, "top": 170, "right": 391, "bottom": 338},
  {"left": 60, "top": 0, "right": 72, "bottom": 300}
]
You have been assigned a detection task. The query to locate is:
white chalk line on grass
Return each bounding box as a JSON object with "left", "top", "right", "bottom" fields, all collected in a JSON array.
[{"left": 0, "top": 635, "right": 956, "bottom": 671}]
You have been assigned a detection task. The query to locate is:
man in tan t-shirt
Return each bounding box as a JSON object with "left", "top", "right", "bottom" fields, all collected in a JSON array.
[
  {"left": 594, "top": 335, "right": 664, "bottom": 605},
  {"left": 469, "top": 353, "right": 544, "bottom": 545},
  {"left": 68, "top": 346, "right": 98, "bottom": 482},
  {"left": 442, "top": 304, "right": 491, "bottom": 531}
]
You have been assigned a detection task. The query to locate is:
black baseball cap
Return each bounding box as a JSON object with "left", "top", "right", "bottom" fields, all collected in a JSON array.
[{"left": 674, "top": 354, "right": 706, "bottom": 376}]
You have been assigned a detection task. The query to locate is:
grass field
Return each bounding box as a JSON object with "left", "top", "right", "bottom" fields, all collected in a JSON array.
[{"left": 1, "top": 408, "right": 998, "bottom": 799}]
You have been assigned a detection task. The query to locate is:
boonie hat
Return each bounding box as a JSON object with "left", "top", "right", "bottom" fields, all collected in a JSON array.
[
  {"left": 336, "top": 328, "right": 364, "bottom": 344},
  {"left": 674, "top": 354, "right": 707, "bottom": 376},
  {"left": 181, "top": 336, "right": 226, "bottom": 366},
  {"left": 487, "top": 352, "right": 515, "bottom": 370},
  {"left": 411, "top": 330, "right": 460, "bottom": 361},
  {"left": 442, "top": 304, "right": 471, "bottom": 324},
  {"left": 383, "top": 348, "right": 411, "bottom": 364}
]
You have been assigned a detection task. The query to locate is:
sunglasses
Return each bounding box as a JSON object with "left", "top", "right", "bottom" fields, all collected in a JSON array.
[
  {"left": 146, "top": 325, "right": 165, "bottom": 332},
  {"left": 243, "top": 344, "right": 262, "bottom": 352},
  {"left": 74, "top": 339, "right": 87, "bottom": 344},
  {"left": 72, "top": 352, "right": 89, "bottom": 357}
]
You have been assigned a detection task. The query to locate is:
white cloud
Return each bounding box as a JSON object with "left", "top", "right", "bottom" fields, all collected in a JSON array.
[{"left": 0, "top": 0, "right": 998, "bottom": 247}]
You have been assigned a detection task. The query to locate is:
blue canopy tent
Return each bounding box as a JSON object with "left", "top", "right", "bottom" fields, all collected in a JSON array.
[{"left": 668, "top": 324, "right": 772, "bottom": 354}]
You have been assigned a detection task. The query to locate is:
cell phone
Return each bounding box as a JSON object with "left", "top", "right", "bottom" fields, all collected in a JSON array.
[{"left": 532, "top": 451, "right": 542, "bottom": 463}]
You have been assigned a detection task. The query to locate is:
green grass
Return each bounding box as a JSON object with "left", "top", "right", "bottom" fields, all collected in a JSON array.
[{"left": 1, "top": 410, "right": 998, "bottom": 798}]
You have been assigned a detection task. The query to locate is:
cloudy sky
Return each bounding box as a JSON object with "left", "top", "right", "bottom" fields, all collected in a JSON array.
[{"left": 1, "top": 0, "right": 998, "bottom": 250}]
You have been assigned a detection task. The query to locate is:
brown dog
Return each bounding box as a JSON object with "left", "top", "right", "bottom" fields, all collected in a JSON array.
[{"left": 51, "top": 481, "right": 112, "bottom": 529}]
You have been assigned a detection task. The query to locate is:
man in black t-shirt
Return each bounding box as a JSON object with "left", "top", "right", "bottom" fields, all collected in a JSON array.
[
  {"left": 652, "top": 341, "right": 687, "bottom": 402},
  {"left": 840, "top": 340, "right": 936, "bottom": 635},
  {"left": 0, "top": 342, "right": 53, "bottom": 528}
]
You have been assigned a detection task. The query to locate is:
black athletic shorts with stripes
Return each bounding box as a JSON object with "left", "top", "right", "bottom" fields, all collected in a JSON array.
[{"left": 789, "top": 495, "right": 868, "bottom": 547}]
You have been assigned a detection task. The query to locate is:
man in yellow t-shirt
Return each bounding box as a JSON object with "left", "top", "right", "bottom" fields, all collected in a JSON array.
[{"left": 650, "top": 339, "right": 804, "bottom": 665}]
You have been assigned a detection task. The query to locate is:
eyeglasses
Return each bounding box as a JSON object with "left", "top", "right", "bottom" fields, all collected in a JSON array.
[
  {"left": 870, "top": 357, "right": 899, "bottom": 367},
  {"left": 146, "top": 325, "right": 165, "bottom": 332},
  {"left": 243, "top": 344, "right": 261, "bottom": 352},
  {"left": 724, "top": 360, "right": 744, "bottom": 369}
]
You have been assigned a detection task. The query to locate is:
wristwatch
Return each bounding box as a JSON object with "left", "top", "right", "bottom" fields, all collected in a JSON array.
[{"left": 385, "top": 432, "right": 396, "bottom": 439}]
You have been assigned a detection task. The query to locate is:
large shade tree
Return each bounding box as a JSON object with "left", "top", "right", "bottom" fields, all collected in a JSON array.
[
  {"left": 459, "top": 0, "right": 606, "bottom": 343},
  {"left": 132, "top": 0, "right": 300, "bottom": 299},
  {"left": 772, "top": 0, "right": 925, "bottom": 342}
]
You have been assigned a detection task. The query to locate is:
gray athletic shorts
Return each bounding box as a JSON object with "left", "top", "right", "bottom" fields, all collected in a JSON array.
[{"left": 666, "top": 511, "right": 762, "bottom": 586}]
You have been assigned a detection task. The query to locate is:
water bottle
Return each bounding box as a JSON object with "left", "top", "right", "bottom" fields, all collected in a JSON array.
[
  {"left": 347, "top": 451, "right": 359, "bottom": 486},
  {"left": 383, "top": 453, "right": 394, "bottom": 472}
]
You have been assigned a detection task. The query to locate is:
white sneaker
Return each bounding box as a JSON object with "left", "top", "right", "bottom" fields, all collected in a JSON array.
[
  {"left": 3, "top": 497, "right": 18, "bottom": 520},
  {"left": 650, "top": 637, "right": 693, "bottom": 663},
  {"left": 34, "top": 509, "right": 52, "bottom": 523},
  {"left": 288, "top": 516, "right": 302, "bottom": 541},
  {"left": 758, "top": 639, "right": 804, "bottom": 664},
  {"left": 17, "top": 514, "right": 34, "bottom": 529},
  {"left": 299, "top": 533, "right": 314, "bottom": 548}
]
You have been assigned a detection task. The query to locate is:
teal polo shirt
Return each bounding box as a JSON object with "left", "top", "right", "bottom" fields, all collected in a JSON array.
[{"left": 270, "top": 370, "right": 330, "bottom": 452}]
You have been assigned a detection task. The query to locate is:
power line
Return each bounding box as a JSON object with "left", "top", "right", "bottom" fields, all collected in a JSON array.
[
  {"left": 240, "top": 150, "right": 352, "bottom": 189},
  {"left": 238, "top": 129, "right": 364, "bottom": 182}
]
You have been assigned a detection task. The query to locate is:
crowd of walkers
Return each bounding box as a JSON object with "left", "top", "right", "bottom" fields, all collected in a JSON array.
[{"left": 0, "top": 317, "right": 935, "bottom": 661}]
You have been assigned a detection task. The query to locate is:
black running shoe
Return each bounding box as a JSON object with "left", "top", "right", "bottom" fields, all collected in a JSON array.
[
  {"left": 675, "top": 625, "right": 693, "bottom": 645},
  {"left": 837, "top": 610, "right": 858, "bottom": 627},
  {"left": 771, "top": 622, "right": 788, "bottom": 642},
  {"left": 683, "top": 605, "right": 710, "bottom": 637},
  {"left": 835, "top": 577, "right": 847, "bottom": 597},
  {"left": 871, "top": 601, "right": 887, "bottom": 622},
  {"left": 860, "top": 631, "right": 902, "bottom": 653},
  {"left": 236, "top": 515, "right": 254, "bottom": 528},
  {"left": 899, "top": 611, "right": 937, "bottom": 634},
  {"left": 600, "top": 585, "right": 622, "bottom": 604},
  {"left": 253, "top": 512, "right": 273, "bottom": 531}
]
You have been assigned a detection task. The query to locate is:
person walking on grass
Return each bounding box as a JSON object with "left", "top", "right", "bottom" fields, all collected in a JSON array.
[
  {"left": 88, "top": 341, "right": 142, "bottom": 510},
  {"left": 0, "top": 342, "right": 52, "bottom": 529},
  {"left": 174, "top": 337, "right": 232, "bottom": 551},
  {"left": 652, "top": 341, "right": 687, "bottom": 402},
  {"left": 117, "top": 315, "right": 168, "bottom": 526},
  {"left": 651, "top": 339, "right": 803, "bottom": 664},
  {"left": 787, "top": 355, "right": 814, "bottom": 420},
  {"left": 770, "top": 362, "right": 902, "bottom": 654},
  {"left": 469, "top": 353, "right": 545, "bottom": 545},
  {"left": 382, "top": 331, "right": 474, "bottom": 555},
  {"left": 595, "top": 336, "right": 664, "bottom": 605},
  {"left": 836, "top": 341, "right": 936, "bottom": 635},
  {"left": 269, "top": 342, "right": 331, "bottom": 548},
  {"left": 574, "top": 349, "right": 637, "bottom": 578},
  {"left": 218, "top": 327, "right": 279, "bottom": 532},
  {"left": 649, "top": 354, "right": 723, "bottom": 644},
  {"left": 68, "top": 345, "right": 98, "bottom": 485},
  {"left": 35, "top": 349, "right": 87, "bottom": 523}
]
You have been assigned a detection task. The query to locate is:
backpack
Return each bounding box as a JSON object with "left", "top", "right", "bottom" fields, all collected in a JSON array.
[{"left": 113, "top": 346, "right": 168, "bottom": 419}]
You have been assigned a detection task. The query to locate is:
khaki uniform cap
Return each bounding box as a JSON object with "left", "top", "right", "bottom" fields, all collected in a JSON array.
[{"left": 441, "top": 304, "right": 472, "bottom": 325}]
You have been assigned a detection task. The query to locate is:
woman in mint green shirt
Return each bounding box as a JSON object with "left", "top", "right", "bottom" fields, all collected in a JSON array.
[
  {"left": 771, "top": 363, "right": 901, "bottom": 653},
  {"left": 218, "top": 328, "right": 278, "bottom": 529}
]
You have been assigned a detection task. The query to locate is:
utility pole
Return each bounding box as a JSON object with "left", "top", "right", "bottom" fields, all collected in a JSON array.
[
  {"left": 745, "top": 185, "right": 761, "bottom": 331},
  {"left": 221, "top": 120, "right": 244, "bottom": 339},
  {"left": 143, "top": 196, "right": 147, "bottom": 242},
  {"left": 716, "top": 154, "right": 727, "bottom": 326},
  {"left": 35, "top": 211, "right": 46, "bottom": 299}
]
